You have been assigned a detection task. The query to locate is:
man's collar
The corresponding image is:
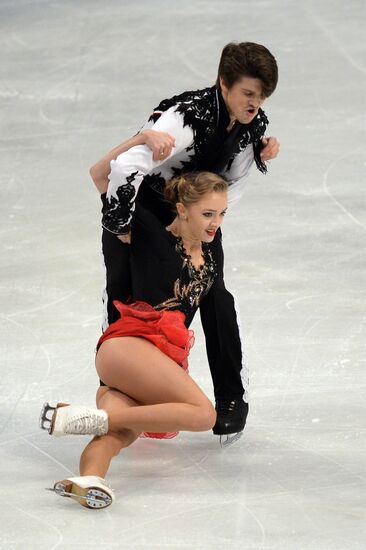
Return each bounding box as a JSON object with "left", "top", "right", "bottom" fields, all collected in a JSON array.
[{"left": 215, "top": 86, "right": 231, "bottom": 130}]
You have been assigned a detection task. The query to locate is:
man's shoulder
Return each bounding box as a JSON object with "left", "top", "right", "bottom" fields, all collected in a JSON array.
[{"left": 149, "top": 86, "right": 216, "bottom": 123}]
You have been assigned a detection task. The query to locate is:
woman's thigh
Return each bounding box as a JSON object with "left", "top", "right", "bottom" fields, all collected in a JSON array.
[{"left": 96, "top": 337, "right": 211, "bottom": 408}]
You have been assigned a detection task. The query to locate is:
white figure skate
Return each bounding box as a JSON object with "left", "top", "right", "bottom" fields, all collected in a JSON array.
[
  {"left": 39, "top": 402, "right": 108, "bottom": 437},
  {"left": 47, "top": 476, "right": 115, "bottom": 509}
]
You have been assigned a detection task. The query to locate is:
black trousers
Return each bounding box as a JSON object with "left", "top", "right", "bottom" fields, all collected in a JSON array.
[{"left": 101, "top": 185, "right": 246, "bottom": 400}]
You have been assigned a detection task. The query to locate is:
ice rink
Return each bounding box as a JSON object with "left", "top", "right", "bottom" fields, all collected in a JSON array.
[{"left": 1, "top": 0, "right": 365, "bottom": 548}]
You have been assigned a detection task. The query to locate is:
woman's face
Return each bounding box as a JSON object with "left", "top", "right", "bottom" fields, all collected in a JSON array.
[
  {"left": 220, "top": 76, "right": 265, "bottom": 125},
  {"left": 179, "top": 191, "right": 228, "bottom": 243}
]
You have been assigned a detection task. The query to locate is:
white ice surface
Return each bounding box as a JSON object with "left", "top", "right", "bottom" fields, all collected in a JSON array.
[{"left": 0, "top": 0, "right": 365, "bottom": 548}]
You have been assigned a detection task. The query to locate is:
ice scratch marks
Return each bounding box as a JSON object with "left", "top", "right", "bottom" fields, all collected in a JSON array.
[
  {"left": 8, "top": 502, "right": 64, "bottom": 550},
  {"left": 0, "top": 314, "right": 52, "bottom": 380},
  {"left": 322, "top": 155, "right": 366, "bottom": 230},
  {"left": 278, "top": 315, "right": 325, "bottom": 410},
  {"left": 288, "top": 435, "right": 366, "bottom": 484},
  {"left": 6, "top": 286, "right": 84, "bottom": 319},
  {"left": 0, "top": 314, "right": 52, "bottom": 436},
  {"left": 304, "top": 4, "right": 366, "bottom": 76},
  {"left": 121, "top": 498, "right": 267, "bottom": 549},
  {"left": 286, "top": 294, "right": 328, "bottom": 310},
  {"left": 21, "top": 436, "right": 76, "bottom": 477}
]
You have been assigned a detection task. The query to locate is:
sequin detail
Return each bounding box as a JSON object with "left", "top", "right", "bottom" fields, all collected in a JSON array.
[{"left": 155, "top": 236, "right": 216, "bottom": 312}]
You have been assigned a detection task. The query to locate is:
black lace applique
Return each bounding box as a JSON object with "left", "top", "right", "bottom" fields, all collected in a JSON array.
[
  {"left": 150, "top": 86, "right": 268, "bottom": 175},
  {"left": 151, "top": 87, "right": 217, "bottom": 172},
  {"left": 229, "top": 108, "right": 269, "bottom": 174},
  {"left": 155, "top": 237, "right": 217, "bottom": 312},
  {"left": 102, "top": 171, "right": 138, "bottom": 233}
]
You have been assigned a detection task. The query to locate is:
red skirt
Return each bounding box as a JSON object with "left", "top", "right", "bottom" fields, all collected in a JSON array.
[{"left": 97, "top": 301, "right": 195, "bottom": 439}]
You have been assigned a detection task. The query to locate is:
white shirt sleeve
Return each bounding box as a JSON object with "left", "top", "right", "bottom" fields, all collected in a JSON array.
[
  {"left": 224, "top": 145, "right": 255, "bottom": 206},
  {"left": 104, "top": 107, "right": 194, "bottom": 234}
]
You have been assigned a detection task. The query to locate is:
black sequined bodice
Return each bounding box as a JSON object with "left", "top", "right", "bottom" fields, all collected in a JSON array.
[
  {"left": 130, "top": 205, "right": 219, "bottom": 327},
  {"left": 154, "top": 235, "right": 216, "bottom": 316}
]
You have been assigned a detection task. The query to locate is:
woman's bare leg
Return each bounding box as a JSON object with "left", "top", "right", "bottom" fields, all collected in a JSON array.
[
  {"left": 76, "top": 336, "right": 215, "bottom": 479},
  {"left": 96, "top": 337, "right": 216, "bottom": 433},
  {"left": 79, "top": 386, "right": 141, "bottom": 478}
]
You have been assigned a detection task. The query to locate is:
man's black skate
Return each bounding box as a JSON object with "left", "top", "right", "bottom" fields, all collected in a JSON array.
[{"left": 213, "top": 399, "right": 248, "bottom": 447}]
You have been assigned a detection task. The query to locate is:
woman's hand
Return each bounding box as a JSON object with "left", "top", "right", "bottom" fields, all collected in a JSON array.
[
  {"left": 141, "top": 129, "right": 176, "bottom": 161},
  {"left": 260, "top": 136, "right": 280, "bottom": 161}
]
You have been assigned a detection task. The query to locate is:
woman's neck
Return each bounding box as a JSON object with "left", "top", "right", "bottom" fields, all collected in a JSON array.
[{"left": 167, "top": 218, "right": 201, "bottom": 256}]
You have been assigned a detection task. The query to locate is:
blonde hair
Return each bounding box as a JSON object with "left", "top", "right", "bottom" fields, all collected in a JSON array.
[{"left": 164, "top": 172, "right": 228, "bottom": 209}]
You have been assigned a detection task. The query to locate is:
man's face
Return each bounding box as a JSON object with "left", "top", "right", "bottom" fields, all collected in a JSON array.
[{"left": 220, "top": 76, "right": 265, "bottom": 125}]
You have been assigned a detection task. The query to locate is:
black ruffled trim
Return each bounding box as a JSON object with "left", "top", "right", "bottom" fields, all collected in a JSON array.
[
  {"left": 150, "top": 86, "right": 268, "bottom": 175},
  {"left": 102, "top": 171, "right": 138, "bottom": 234}
]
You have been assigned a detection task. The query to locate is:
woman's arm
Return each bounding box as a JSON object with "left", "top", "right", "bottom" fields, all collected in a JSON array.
[{"left": 90, "top": 129, "right": 175, "bottom": 194}]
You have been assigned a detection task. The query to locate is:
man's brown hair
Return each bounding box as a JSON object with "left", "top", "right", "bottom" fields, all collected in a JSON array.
[{"left": 217, "top": 42, "right": 278, "bottom": 98}]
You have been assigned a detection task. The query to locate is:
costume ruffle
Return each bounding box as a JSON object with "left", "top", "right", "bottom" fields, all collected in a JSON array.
[{"left": 97, "top": 301, "right": 195, "bottom": 439}]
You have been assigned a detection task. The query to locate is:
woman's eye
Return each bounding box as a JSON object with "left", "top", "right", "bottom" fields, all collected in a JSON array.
[{"left": 203, "top": 212, "right": 213, "bottom": 218}]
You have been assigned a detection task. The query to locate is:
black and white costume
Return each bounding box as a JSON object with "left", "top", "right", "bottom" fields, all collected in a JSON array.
[{"left": 101, "top": 85, "right": 269, "bottom": 406}]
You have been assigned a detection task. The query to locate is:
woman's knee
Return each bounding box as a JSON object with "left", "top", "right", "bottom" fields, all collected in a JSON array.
[{"left": 193, "top": 402, "right": 217, "bottom": 432}]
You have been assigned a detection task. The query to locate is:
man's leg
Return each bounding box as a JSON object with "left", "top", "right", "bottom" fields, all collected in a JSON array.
[{"left": 200, "top": 232, "right": 249, "bottom": 445}]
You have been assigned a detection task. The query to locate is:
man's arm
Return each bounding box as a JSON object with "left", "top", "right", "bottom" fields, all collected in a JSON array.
[
  {"left": 102, "top": 107, "right": 194, "bottom": 236},
  {"left": 224, "top": 146, "right": 255, "bottom": 206},
  {"left": 223, "top": 135, "right": 280, "bottom": 206},
  {"left": 90, "top": 129, "right": 176, "bottom": 194}
]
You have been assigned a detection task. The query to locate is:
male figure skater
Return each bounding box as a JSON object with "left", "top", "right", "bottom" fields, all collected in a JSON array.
[{"left": 90, "top": 42, "right": 279, "bottom": 446}]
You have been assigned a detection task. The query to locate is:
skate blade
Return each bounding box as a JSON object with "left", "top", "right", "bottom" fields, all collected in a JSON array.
[
  {"left": 46, "top": 480, "right": 112, "bottom": 509},
  {"left": 39, "top": 402, "right": 56, "bottom": 433},
  {"left": 39, "top": 402, "right": 69, "bottom": 434},
  {"left": 219, "top": 431, "right": 243, "bottom": 448}
]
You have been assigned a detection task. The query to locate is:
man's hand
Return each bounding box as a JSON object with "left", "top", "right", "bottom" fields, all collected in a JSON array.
[
  {"left": 260, "top": 136, "right": 280, "bottom": 161},
  {"left": 117, "top": 232, "right": 131, "bottom": 244},
  {"left": 141, "top": 129, "right": 176, "bottom": 161}
]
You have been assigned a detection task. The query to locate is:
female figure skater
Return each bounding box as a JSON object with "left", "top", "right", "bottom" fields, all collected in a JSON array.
[{"left": 40, "top": 171, "right": 229, "bottom": 509}]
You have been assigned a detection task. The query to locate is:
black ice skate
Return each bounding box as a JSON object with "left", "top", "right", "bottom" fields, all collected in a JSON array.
[{"left": 213, "top": 399, "right": 248, "bottom": 447}]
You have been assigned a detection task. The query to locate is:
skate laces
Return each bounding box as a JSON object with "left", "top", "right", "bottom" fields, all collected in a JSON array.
[
  {"left": 216, "top": 399, "right": 238, "bottom": 415},
  {"left": 65, "top": 412, "right": 107, "bottom": 436}
]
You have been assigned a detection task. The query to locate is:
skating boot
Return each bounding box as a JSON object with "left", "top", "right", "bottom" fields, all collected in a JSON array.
[
  {"left": 39, "top": 402, "right": 108, "bottom": 437},
  {"left": 47, "top": 476, "right": 115, "bottom": 509},
  {"left": 213, "top": 399, "right": 248, "bottom": 447}
]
